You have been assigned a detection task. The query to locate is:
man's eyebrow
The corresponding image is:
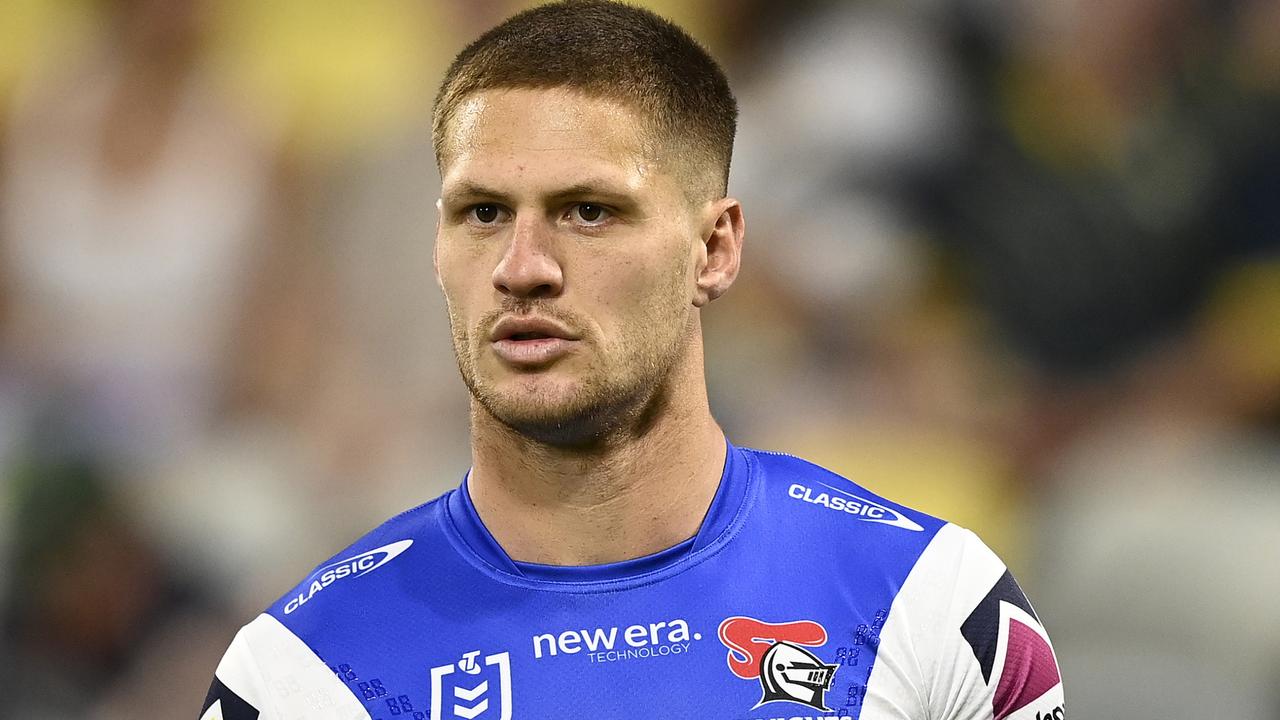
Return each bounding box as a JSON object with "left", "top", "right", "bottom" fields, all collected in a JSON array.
[
  {"left": 440, "top": 182, "right": 510, "bottom": 207},
  {"left": 545, "top": 182, "right": 635, "bottom": 204},
  {"left": 441, "top": 180, "right": 637, "bottom": 207}
]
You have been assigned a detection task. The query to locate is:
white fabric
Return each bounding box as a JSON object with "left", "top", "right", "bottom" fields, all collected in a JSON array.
[
  {"left": 865, "top": 524, "right": 1064, "bottom": 719},
  {"left": 215, "top": 614, "right": 370, "bottom": 720}
]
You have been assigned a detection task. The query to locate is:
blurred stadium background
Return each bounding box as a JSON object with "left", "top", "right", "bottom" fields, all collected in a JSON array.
[{"left": 0, "top": 0, "right": 1277, "bottom": 717}]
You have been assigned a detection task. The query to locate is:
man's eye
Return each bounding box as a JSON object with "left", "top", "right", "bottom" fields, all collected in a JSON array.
[
  {"left": 570, "top": 203, "right": 610, "bottom": 225},
  {"left": 469, "top": 205, "right": 503, "bottom": 224}
]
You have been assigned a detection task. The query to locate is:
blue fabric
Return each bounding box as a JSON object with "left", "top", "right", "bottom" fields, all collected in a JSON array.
[{"left": 267, "top": 441, "right": 944, "bottom": 719}]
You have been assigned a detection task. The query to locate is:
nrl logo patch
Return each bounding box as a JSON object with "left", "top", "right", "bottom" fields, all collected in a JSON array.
[{"left": 430, "top": 650, "right": 512, "bottom": 720}]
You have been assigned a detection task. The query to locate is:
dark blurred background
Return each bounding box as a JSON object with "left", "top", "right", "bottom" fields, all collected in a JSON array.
[{"left": 0, "top": 0, "right": 1277, "bottom": 717}]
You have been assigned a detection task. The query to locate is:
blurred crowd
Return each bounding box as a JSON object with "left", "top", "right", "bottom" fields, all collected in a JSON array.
[{"left": 0, "top": 0, "right": 1276, "bottom": 717}]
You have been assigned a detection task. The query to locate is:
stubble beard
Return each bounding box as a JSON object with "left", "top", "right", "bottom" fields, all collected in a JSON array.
[{"left": 448, "top": 299, "right": 693, "bottom": 450}]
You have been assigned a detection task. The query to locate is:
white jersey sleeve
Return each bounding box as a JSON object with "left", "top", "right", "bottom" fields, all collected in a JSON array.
[
  {"left": 200, "top": 614, "right": 370, "bottom": 720},
  {"left": 865, "top": 524, "right": 1066, "bottom": 719}
]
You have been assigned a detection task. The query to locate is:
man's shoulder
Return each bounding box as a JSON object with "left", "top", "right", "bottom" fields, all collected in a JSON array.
[
  {"left": 204, "top": 492, "right": 458, "bottom": 718},
  {"left": 262, "top": 491, "right": 453, "bottom": 621},
  {"left": 739, "top": 446, "right": 947, "bottom": 537},
  {"left": 744, "top": 446, "right": 1029, "bottom": 591}
]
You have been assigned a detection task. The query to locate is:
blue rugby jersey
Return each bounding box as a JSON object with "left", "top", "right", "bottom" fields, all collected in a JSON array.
[{"left": 201, "top": 442, "right": 1064, "bottom": 720}]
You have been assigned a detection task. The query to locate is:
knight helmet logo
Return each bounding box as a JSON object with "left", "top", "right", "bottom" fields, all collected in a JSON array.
[
  {"left": 759, "top": 641, "right": 838, "bottom": 711},
  {"left": 718, "top": 616, "right": 839, "bottom": 712}
]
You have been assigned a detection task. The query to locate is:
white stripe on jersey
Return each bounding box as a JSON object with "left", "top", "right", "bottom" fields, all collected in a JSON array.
[
  {"left": 864, "top": 523, "right": 1065, "bottom": 719},
  {"left": 216, "top": 613, "right": 370, "bottom": 720}
]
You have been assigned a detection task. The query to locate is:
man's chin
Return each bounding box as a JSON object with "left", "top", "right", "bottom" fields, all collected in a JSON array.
[
  {"left": 472, "top": 380, "right": 627, "bottom": 448},
  {"left": 486, "top": 401, "right": 615, "bottom": 448}
]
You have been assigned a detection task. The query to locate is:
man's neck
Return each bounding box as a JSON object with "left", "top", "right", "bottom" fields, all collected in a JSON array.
[{"left": 465, "top": 364, "right": 727, "bottom": 567}]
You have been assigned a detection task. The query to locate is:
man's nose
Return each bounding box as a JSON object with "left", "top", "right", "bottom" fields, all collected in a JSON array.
[{"left": 491, "top": 216, "right": 564, "bottom": 299}]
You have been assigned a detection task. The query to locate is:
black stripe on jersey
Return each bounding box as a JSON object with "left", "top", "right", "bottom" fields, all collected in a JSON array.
[
  {"left": 201, "top": 676, "right": 260, "bottom": 720},
  {"left": 960, "top": 569, "right": 1039, "bottom": 683}
]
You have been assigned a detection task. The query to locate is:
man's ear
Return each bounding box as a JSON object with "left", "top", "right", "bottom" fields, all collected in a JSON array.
[{"left": 693, "top": 197, "right": 745, "bottom": 307}]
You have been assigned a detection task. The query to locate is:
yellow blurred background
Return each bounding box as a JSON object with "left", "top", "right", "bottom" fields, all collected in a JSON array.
[{"left": 1, "top": 0, "right": 1277, "bottom": 717}]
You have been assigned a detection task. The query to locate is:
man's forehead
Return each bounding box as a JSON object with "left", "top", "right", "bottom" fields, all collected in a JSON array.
[
  {"left": 450, "top": 87, "right": 643, "bottom": 135},
  {"left": 440, "top": 88, "right": 661, "bottom": 195}
]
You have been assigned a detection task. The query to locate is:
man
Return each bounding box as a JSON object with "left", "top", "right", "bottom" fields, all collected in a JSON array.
[{"left": 201, "top": 2, "right": 1065, "bottom": 719}]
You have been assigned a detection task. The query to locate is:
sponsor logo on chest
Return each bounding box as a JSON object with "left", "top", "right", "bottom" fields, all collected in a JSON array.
[{"left": 532, "top": 617, "right": 703, "bottom": 664}]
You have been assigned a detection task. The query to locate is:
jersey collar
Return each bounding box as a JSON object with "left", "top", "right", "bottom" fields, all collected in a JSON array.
[{"left": 443, "top": 438, "right": 753, "bottom": 587}]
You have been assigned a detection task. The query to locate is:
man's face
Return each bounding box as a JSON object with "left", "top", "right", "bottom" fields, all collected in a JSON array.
[{"left": 435, "top": 88, "right": 705, "bottom": 446}]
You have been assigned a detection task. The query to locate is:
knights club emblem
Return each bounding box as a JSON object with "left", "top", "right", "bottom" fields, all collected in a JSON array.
[{"left": 718, "top": 616, "right": 839, "bottom": 712}]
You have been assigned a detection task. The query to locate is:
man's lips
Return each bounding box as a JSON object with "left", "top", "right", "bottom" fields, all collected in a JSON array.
[
  {"left": 488, "top": 315, "right": 580, "bottom": 366},
  {"left": 489, "top": 315, "right": 579, "bottom": 343}
]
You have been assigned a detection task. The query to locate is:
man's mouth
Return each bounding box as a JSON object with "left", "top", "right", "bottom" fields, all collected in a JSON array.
[
  {"left": 489, "top": 315, "right": 580, "bottom": 366},
  {"left": 489, "top": 315, "right": 579, "bottom": 343}
]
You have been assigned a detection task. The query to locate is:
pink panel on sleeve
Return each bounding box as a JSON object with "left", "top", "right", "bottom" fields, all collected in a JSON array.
[{"left": 993, "top": 619, "right": 1061, "bottom": 719}]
